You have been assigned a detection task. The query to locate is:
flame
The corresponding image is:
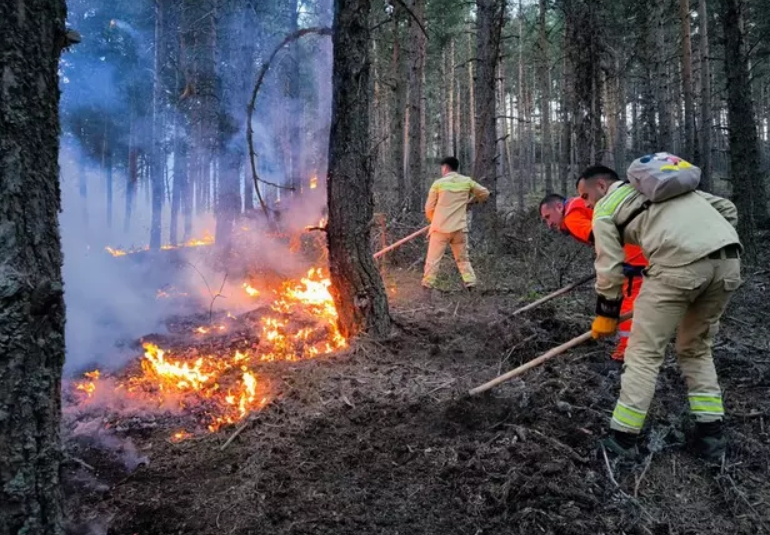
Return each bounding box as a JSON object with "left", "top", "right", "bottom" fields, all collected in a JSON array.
[
  {"left": 243, "top": 283, "right": 260, "bottom": 297},
  {"left": 105, "top": 231, "right": 215, "bottom": 257},
  {"left": 309, "top": 175, "right": 318, "bottom": 189},
  {"left": 70, "top": 268, "right": 346, "bottom": 437},
  {"left": 74, "top": 370, "right": 101, "bottom": 398}
]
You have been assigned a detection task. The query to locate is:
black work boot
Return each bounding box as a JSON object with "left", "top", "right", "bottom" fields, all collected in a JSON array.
[
  {"left": 692, "top": 420, "right": 726, "bottom": 463},
  {"left": 600, "top": 430, "right": 640, "bottom": 460}
]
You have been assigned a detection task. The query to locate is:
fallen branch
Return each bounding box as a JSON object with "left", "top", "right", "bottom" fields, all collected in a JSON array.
[
  {"left": 220, "top": 417, "right": 254, "bottom": 451},
  {"left": 372, "top": 226, "right": 429, "bottom": 259},
  {"left": 468, "top": 312, "right": 633, "bottom": 395},
  {"left": 246, "top": 27, "right": 333, "bottom": 217},
  {"left": 511, "top": 274, "right": 595, "bottom": 316}
]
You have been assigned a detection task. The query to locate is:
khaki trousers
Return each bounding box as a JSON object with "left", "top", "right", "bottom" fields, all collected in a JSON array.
[
  {"left": 611, "top": 254, "right": 742, "bottom": 434},
  {"left": 422, "top": 231, "right": 477, "bottom": 288}
]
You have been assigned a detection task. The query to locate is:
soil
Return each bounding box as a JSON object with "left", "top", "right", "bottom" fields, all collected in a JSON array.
[{"left": 63, "top": 223, "right": 770, "bottom": 535}]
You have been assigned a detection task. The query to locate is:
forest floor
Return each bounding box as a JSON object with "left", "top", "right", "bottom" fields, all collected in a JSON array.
[{"left": 63, "top": 216, "right": 770, "bottom": 535}]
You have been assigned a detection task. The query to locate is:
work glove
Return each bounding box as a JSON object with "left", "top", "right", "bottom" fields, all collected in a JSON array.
[{"left": 592, "top": 295, "right": 623, "bottom": 340}]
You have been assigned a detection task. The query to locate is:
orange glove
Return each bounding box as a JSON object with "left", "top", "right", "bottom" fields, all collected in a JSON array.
[
  {"left": 593, "top": 295, "right": 623, "bottom": 339},
  {"left": 592, "top": 316, "right": 619, "bottom": 339}
]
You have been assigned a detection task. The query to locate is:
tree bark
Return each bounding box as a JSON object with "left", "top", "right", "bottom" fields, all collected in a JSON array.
[
  {"left": 390, "top": 16, "right": 407, "bottom": 208},
  {"left": 654, "top": 0, "right": 673, "bottom": 150},
  {"left": 560, "top": 16, "right": 572, "bottom": 194},
  {"left": 405, "top": 0, "right": 426, "bottom": 213},
  {"left": 327, "top": 0, "right": 391, "bottom": 338},
  {"left": 150, "top": 0, "right": 167, "bottom": 251},
  {"left": 539, "top": 0, "right": 554, "bottom": 194},
  {"left": 698, "top": 0, "right": 713, "bottom": 191},
  {"left": 472, "top": 0, "right": 504, "bottom": 249},
  {"left": 0, "top": 1, "right": 67, "bottom": 533},
  {"left": 681, "top": 0, "right": 695, "bottom": 161},
  {"left": 720, "top": 0, "right": 766, "bottom": 253}
]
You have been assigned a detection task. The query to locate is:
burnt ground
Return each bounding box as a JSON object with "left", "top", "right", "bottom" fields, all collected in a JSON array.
[{"left": 63, "top": 221, "right": 770, "bottom": 535}]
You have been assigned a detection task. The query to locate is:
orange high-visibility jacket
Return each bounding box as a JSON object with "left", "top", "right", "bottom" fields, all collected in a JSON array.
[{"left": 561, "top": 197, "right": 647, "bottom": 268}]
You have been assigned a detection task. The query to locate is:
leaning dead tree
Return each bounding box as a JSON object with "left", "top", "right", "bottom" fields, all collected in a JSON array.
[
  {"left": 326, "top": 0, "right": 391, "bottom": 338},
  {"left": 0, "top": 1, "right": 70, "bottom": 533},
  {"left": 246, "top": 27, "right": 333, "bottom": 217}
]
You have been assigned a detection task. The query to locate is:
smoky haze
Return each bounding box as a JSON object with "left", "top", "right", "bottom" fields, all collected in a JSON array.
[{"left": 60, "top": 0, "right": 333, "bottom": 372}]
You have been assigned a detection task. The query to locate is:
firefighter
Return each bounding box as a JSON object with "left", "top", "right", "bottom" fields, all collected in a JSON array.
[
  {"left": 422, "top": 156, "right": 490, "bottom": 295},
  {"left": 577, "top": 162, "right": 741, "bottom": 462},
  {"left": 539, "top": 183, "right": 648, "bottom": 361}
]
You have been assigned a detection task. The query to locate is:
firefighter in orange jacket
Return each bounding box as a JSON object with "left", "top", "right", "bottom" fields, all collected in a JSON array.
[{"left": 539, "top": 188, "right": 648, "bottom": 361}]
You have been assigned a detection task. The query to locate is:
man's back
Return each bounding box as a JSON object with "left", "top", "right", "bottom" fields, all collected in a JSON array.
[
  {"left": 593, "top": 183, "right": 740, "bottom": 268},
  {"left": 425, "top": 172, "right": 489, "bottom": 234}
]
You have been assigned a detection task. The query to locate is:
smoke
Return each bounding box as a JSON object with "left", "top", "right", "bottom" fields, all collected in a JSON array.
[{"left": 59, "top": 2, "right": 334, "bottom": 374}]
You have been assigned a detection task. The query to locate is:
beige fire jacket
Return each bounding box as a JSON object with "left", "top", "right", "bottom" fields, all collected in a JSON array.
[
  {"left": 592, "top": 181, "right": 741, "bottom": 300},
  {"left": 425, "top": 172, "right": 490, "bottom": 234}
]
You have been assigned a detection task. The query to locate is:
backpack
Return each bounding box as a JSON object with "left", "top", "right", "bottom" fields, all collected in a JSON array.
[{"left": 617, "top": 152, "right": 701, "bottom": 235}]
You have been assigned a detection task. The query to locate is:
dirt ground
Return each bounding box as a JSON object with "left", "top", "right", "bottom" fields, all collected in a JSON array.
[{"left": 63, "top": 220, "right": 770, "bottom": 535}]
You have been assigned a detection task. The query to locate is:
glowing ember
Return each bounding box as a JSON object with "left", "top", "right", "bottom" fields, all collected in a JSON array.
[
  {"left": 309, "top": 175, "right": 318, "bottom": 189},
  {"left": 74, "top": 370, "right": 101, "bottom": 398},
  {"left": 105, "top": 231, "right": 215, "bottom": 257},
  {"left": 70, "top": 268, "right": 346, "bottom": 437},
  {"left": 171, "top": 430, "right": 193, "bottom": 443}
]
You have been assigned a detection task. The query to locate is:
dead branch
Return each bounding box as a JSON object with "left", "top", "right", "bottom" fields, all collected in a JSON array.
[
  {"left": 209, "top": 274, "right": 228, "bottom": 324},
  {"left": 220, "top": 417, "right": 255, "bottom": 451},
  {"left": 246, "top": 27, "right": 333, "bottom": 217},
  {"left": 391, "top": 0, "right": 429, "bottom": 39},
  {"left": 511, "top": 274, "right": 595, "bottom": 316}
]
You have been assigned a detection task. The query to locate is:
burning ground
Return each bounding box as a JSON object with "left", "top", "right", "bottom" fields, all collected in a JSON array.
[{"left": 62, "top": 225, "right": 770, "bottom": 535}]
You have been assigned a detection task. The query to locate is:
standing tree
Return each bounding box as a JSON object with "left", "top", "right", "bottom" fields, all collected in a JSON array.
[
  {"left": 680, "top": 0, "right": 695, "bottom": 161},
  {"left": 327, "top": 0, "right": 391, "bottom": 338},
  {"left": 698, "top": 0, "right": 713, "bottom": 190},
  {"left": 0, "top": 1, "right": 69, "bottom": 533},
  {"left": 720, "top": 0, "right": 766, "bottom": 254},
  {"left": 471, "top": 0, "right": 505, "bottom": 248}
]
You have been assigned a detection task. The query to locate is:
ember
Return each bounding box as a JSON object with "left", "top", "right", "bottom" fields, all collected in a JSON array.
[{"left": 105, "top": 231, "right": 215, "bottom": 257}]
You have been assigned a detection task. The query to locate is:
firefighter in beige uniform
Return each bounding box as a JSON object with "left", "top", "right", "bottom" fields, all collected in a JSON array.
[
  {"left": 423, "top": 156, "right": 490, "bottom": 291},
  {"left": 577, "top": 156, "right": 742, "bottom": 461}
]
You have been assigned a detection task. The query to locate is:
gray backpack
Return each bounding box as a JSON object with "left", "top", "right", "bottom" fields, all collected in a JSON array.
[
  {"left": 626, "top": 152, "right": 701, "bottom": 201},
  {"left": 617, "top": 152, "right": 701, "bottom": 235}
]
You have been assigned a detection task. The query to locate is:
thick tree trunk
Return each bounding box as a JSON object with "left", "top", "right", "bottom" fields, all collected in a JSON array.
[
  {"left": 472, "top": 0, "right": 504, "bottom": 249},
  {"left": 391, "top": 17, "right": 407, "bottom": 208},
  {"left": 654, "top": 0, "right": 673, "bottom": 149},
  {"left": 448, "top": 39, "right": 456, "bottom": 156},
  {"left": 467, "top": 30, "right": 476, "bottom": 165},
  {"left": 721, "top": 0, "right": 765, "bottom": 253},
  {"left": 327, "top": 0, "right": 390, "bottom": 338},
  {"left": 681, "top": 0, "right": 695, "bottom": 161},
  {"left": 565, "top": 0, "right": 603, "bottom": 170},
  {"left": 0, "top": 1, "right": 67, "bottom": 533},
  {"left": 517, "top": 11, "right": 527, "bottom": 207},
  {"left": 406, "top": 0, "right": 426, "bottom": 213},
  {"left": 539, "top": 0, "right": 554, "bottom": 194},
  {"left": 698, "top": 0, "right": 713, "bottom": 191}
]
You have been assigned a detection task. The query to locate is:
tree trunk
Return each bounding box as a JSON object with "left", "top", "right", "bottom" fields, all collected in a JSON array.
[
  {"left": 654, "top": 0, "right": 673, "bottom": 149},
  {"left": 560, "top": 16, "right": 572, "bottom": 194},
  {"left": 467, "top": 29, "right": 476, "bottom": 165},
  {"left": 720, "top": 0, "right": 765, "bottom": 253},
  {"left": 472, "top": 0, "right": 504, "bottom": 249},
  {"left": 150, "top": 0, "right": 166, "bottom": 251},
  {"left": 391, "top": 16, "right": 407, "bottom": 208},
  {"left": 448, "top": 39, "right": 456, "bottom": 156},
  {"left": 0, "top": 1, "right": 67, "bottom": 533},
  {"left": 698, "top": 0, "right": 713, "bottom": 191},
  {"left": 681, "top": 0, "right": 695, "bottom": 160},
  {"left": 327, "top": 0, "right": 390, "bottom": 338},
  {"left": 539, "top": 0, "right": 554, "bottom": 194},
  {"left": 406, "top": 0, "right": 426, "bottom": 213},
  {"left": 518, "top": 9, "right": 527, "bottom": 207}
]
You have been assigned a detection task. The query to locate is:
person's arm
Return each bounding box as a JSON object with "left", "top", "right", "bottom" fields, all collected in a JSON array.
[
  {"left": 562, "top": 208, "right": 594, "bottom": 245},
  {"left": 469, "top": 180, "right": 490, "bottom": 203},
  {"left": 592, "top": 214, "right": 626, "bottom": 301},
  {"left": 425, "top": 183, "right": 438, "bottom": 222},
  {"left": 696, "top": 191, "right": 739, "bottom": 228}
]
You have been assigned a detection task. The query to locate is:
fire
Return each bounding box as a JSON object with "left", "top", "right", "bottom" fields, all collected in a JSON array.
[
  {"left": 105, "top": 231, "right": 215, "bottom": 257},
  {"left": 309, "top": 176, "right": 318, "bottom": 189},
  {"left": 243, "top": 283, "right": 260, "bottom": 297},
  {"left": 70, "top": 267, "right": 346, "bottom": 437},
  {"left": 74, "top": 370, "right": 101, "bottom": 398}
]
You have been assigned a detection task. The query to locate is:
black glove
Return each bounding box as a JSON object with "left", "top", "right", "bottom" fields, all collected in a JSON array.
[{"left": 595, "top": 295, "right": 622, "bottom": 319}]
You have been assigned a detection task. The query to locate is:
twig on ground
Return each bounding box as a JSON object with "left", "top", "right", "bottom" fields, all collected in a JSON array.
[
  {"left": 499, "top": 333, "right": 539, "bottom": 373},
  {"left": 601, "top": 445, "right": 621, "bottom": 488},
  {"left": 209, "top": 273, "right": 228, "bottom": 324},
  {"left": 65, "top": 456, "right": 95, "bottom": 471},
  {"left": 220, "top": 417, "right": 254, "bottom": 451},
  {"left": 634, "top": 453, "right": 654, "bottom": 498},
  {"left": 530, "top": 428, "right": 589, "bottom": 464}
]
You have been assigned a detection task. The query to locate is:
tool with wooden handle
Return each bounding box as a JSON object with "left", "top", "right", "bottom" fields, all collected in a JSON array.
[
  {"left": 372, "top": 226, "right": 429, "bottom": 259},
  {"left": 468, "top": 311, "right": 633, "bottom": 395},
  {"left": 511, "top": 274, "right": 596, "bottom": 316}
]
